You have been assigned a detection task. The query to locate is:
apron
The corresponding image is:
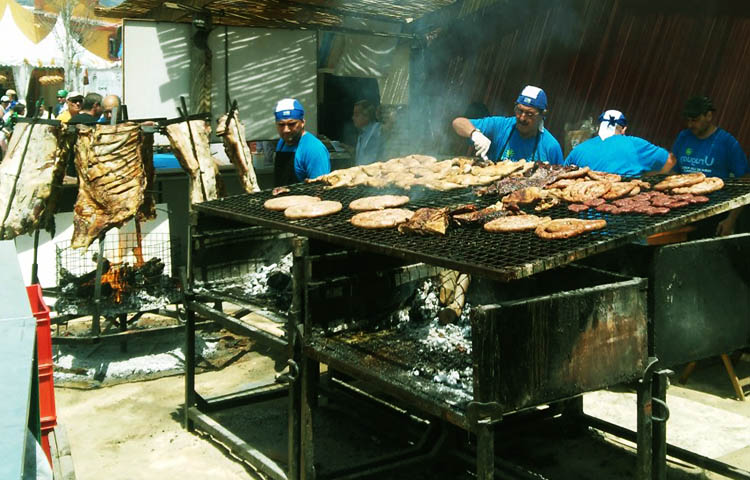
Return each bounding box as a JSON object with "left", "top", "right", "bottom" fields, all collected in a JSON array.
[{"left": 274, "top": 150, "right": 298, "bottom": 187}]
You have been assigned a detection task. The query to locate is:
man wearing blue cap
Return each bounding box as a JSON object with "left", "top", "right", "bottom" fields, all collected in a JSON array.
[
  {"left": 563, "top": 109, "right": 675, "bottom": 176},
  {"left": 273, "top": 98, "right": 331, "bottom": 186},
  {"left": 451, "top": 85, "right": 563, "bottom": 164}
]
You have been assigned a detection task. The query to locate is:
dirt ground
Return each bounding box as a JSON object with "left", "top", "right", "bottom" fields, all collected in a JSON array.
[{"left": 54, "top": 339, "right": 750, "bottom": 480}]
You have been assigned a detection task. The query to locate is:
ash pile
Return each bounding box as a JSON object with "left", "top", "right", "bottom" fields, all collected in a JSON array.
[
  {"left": 327, "top": 275, "right": 474, "bottom": 396},
  {"left": 193, "top": 252, "right": 293, "bottom": 311}
]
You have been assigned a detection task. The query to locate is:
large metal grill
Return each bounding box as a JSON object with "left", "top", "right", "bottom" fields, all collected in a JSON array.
[{"left": 194, "top": 178, "right": 750, "bottom": 282}]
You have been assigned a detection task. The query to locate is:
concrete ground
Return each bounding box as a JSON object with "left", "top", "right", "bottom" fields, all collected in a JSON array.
[{"left": 53, "top": 343, "right": 750, "bottom": 480}]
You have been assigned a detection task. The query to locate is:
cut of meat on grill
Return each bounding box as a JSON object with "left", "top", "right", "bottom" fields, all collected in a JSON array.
[
  {"left": 350, "top": 208, "right": 414, "bottom": 229},
  {"left": 398, "top": 207, "right": 450, "bottom": 235},
  {"left": 502, "top": 186, "right": 545, "bottom": 204},
  {"left": 672, "top": 177, "right": 724, "bottom": 195},
  {"left": 602, "top": 182, "right": 637, "bottom": 200},
  {"left": 587, "top": 171, "right": 622, "bottom": 183},
  {"left": 653, "top": 172, "right": 705, "bottom": 191},
  {"left": 535, "top": 218, "right": 606, "bottom": 239},
  {"left": 272, "top": 186, "right": 290, "bottom": 196},
  {"left": 452, "top": 202, "right": 512, "bottom": 225},
  {"left": 71, "top": 123, "right": 148, "bottom": 249},
  {"left": 0, "top": 121, "right": 69, "bottom": 239},
  {"left": 284, "top": 200, "right": 342, "bottom": 219},
  {"left": 477, "top": 163, "right": 572, "bottom": 197},
  {"left": 560, "top": 181, "right": 612, "bottom": 203},
  {"left": 264, "top": 195, "right": 321, "bottom": 211},
  {"left": 216, "top": 110, "right": 260, "bottom": 193},
  {"left": 484, "top": 215, "right": 551, "bottom": 233},
  {"left": 165, "top": 119, "right": 221, "bottom": 204},
  {"left": 568, "top": 203, "right": 590, "bottom": 213},
  {"left": 583, "top": 197, "right": 606, "bottom": 207},
  {"left": 349, "top": 195, "right": 410, "bottom": 211},
  {"left": 138, "top": 132, "right": 157, "bottom": 222},
  {"left": 556, "top": 166, "right": 590, "bottom": 179}
]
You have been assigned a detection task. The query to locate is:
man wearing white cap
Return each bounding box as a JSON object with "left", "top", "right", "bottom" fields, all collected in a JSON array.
[
  {"left": 452, "top": 85, "right": 563, "bottom": 164},
  {"left": 563, "top": 109, "right": 674, "bottom": 176},
  {"left": 0, "top": 95, "right": 9, "bottom": 119},
  {"left": 273, "top": 98, "right": 330, "bottom": 186},
  {"left": 56, "top": 91, "right": 83, "bottom": 123}
]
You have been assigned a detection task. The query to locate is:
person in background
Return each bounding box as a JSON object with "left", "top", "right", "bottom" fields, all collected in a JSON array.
[
  {"left": 351, "top": 99, "right": 382, "bottom": 165},
  {"left": 0, "top": 95, "right": 9, "bottom": 120},
  {"left": 452, "top": 85, "right": 563, "bottom": 164},
  {"left": 672, "top": 95, "right": 750, "bottom": 236},
  {"left": 54, "top": 89, "right": 68, "bottom": 117},
  {"left": 5, "top": 89, "right": 18, "bottom": 109},
  {"left": 1, "top": 102, "right": 26, "bottom": 157},
  {"left": 273, "top": 98, "right": 330, "bottom": 186},
  {"left": 69, "top": 92, "right": 102, "bottom": 124},
  {"left": 564, "top": 109, "right": 675, "bottom": 176},
  {"left": 56, "top": 91, "right": 83, "bottom": 123},
  {"left": 99, "top": 94, "right": 121, "bottom": 123}
]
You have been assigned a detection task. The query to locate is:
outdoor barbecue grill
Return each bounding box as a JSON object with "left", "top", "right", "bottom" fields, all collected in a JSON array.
[
  {"left": 195, "top": 178, "right": 750, "bottom": 282},
  {"left": 188, "top": 176, "right": 750, "bottom": 480}
]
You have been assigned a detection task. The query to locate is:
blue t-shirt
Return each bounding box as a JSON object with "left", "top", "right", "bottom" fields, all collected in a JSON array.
[
  {"left": 470, "top": 116, "right": 563, "bottom": 164},
  {"left": 564, "top": 135, "right": 669, "bottom": 176},
  {"left": 276, "top": 132, "right": 331, "bottom": 181},
  {"left": 671, "top": 128, "right": 749, "bottom": 179}
]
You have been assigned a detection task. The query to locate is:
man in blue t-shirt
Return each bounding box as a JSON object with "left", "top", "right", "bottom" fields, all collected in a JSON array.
[
  {"left": 672, "top": 96, "right": 749, "bottom": 235},
  {"left": 273, "top": 98, "right": 331, "bottom": 186},
  {"left": 564, "top": 110, "right": 674, "bottom": 176},
  {"left": 451, "top": 85, "right": 563, "bottom": 164}
]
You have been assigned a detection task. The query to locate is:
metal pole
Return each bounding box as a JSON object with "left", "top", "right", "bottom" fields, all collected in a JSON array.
[
  {"left": 31, "top": 228, "right": 40, "bottom": 285},
  {"left": 92, "top": 234, "right": 106, "bottom": 336},
  {"left": 292, "top": 236, "right": 308, "bottom": 480},
  {"left": 636, "top": 373, "right": 653, "bottom": 480},
  {"left": 652, "top": 370, "right": 671, "bottom": 480},
  {"left": 182, "top": 268, "right": 195, "bottom": 432}
]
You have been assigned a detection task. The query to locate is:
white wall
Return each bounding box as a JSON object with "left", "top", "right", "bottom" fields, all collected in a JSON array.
[{"left": 123, "top": 20, "right": 318, "bottom": 140}]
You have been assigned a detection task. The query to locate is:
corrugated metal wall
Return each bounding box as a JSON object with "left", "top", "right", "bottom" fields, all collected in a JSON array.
[{"left": 417, "top": 0, "right": 750, "bottom": 158}]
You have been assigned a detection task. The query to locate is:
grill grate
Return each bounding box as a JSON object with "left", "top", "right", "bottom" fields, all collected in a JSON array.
[{"left": 194, "top": 178, "right": 750, "bottom": 282}]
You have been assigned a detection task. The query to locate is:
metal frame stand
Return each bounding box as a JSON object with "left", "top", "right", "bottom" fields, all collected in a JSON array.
[{"left": 181, "top": 232, "right": 304, "bottom": 480}]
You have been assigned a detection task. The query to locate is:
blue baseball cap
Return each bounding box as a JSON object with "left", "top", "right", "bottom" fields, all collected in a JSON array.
[
  {"left": 274, "top": 98, "right": 304, "bottom": 121},
  {"left": 516, "top": 85, "right": 547, "bottom": 111}
]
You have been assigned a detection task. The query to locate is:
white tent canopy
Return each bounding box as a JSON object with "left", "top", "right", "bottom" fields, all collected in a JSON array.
[{"left": 0, "top": 4, "right": 120, "bottom": 102}]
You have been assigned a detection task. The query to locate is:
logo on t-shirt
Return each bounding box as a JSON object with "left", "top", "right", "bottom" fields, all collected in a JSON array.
[
  {"left": 685, "top": 148, "right": 693, "bottom": 156},
  {"left": 503, "top": 148, "right": 515, "bottom": 160}
]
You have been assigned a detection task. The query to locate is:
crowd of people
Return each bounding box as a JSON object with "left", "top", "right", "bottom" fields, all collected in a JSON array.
[
  {"left": 0, "top": 87, "right": 122, "bottom": 160},
  {"left": 451, "top": 85, "right": 748, "bottom": 237}
]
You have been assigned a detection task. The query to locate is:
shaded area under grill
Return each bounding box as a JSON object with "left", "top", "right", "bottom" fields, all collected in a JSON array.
[{"left": 194, "top": 178, "right": 750, "bottom": 282}]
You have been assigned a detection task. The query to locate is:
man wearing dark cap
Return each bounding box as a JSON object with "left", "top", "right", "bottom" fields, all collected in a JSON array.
[
  {"left": 452, "top": 85, "right": 563, "bottom": 164},
  {"left": 672, "top": 95, "right": 749, "bottom": 235},
  {"left": 69, "top": 92, "right": 103, "bottom": 124},
  {"left": 672, "top": 96, "right": 748, "bottom": 179},
  {"left": 273, "top": 98, "right": 330, "bottom": 186},
  {"left": 564, "top": 109, "right": 674, "bottom": 176}
]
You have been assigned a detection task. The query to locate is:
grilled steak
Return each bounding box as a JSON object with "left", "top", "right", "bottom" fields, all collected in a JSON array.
[
  {"left": 216, "top": 110, "right": 260, "bottom": 193},
  {"left": 71, "top": 123, "right": 148, "bottom": 249},
  {"left": 398, "top": 207, "right": 450, "bottom": 235},
  {"left": 0, "top": 121, "right": 69, "bottom": 239},
  {"left": 166, "top": 119, "right": 221, "bottom": 204}
]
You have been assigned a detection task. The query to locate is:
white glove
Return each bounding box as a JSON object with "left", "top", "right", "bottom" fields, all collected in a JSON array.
[{"left": 470, "top": 130, "right": 491, "bottom": 160}]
